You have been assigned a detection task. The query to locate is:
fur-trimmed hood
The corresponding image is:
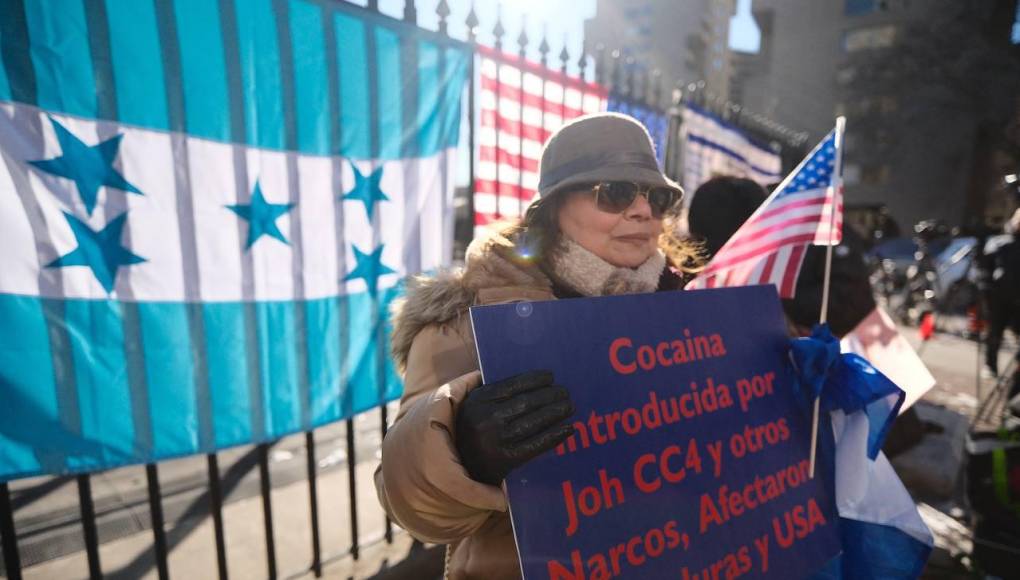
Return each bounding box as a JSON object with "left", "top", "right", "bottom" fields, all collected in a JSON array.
[{"left": 389, "top": 228, "right": 553, "bottom": 373}]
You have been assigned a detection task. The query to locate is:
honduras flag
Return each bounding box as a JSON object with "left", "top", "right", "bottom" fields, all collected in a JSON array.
[
  {"left": 792, "top": 326, "right": 934, "bottom": 578},
  {"left": 0, "top": 0, "right": 469, "bottom": 481}
]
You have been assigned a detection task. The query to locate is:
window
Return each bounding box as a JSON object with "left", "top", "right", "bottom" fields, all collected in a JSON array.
[
  {"left": 836, "top": 67, "right": 857, "bottom": 85},
  {"left": 844, "top": 163, "right": 862, "bottom": 185},
  {"left": 842, "top": 25, "right": 897, "bottom": 52},
  {"left": 845, "top": 0, "right": 877, "bottom": 16},
  {"left": 862, "top": 165, "right": 890, "bottom": 186}
]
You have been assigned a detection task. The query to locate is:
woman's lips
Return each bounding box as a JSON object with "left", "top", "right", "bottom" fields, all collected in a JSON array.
[{"left": 615, "top": 234, "right": 653, "bottom": 243}]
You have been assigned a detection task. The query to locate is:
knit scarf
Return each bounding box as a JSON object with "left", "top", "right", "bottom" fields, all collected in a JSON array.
[{"left": 547, "top": 237, "right": 665, "bottom": 297}]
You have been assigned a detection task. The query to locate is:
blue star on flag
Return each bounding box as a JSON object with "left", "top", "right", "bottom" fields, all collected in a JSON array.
[
  {"left": 28, "top": 117, "right": 142, "bottom": 216},
  {"left": 226, "top": 181, "right": 295, "bottom": 248},
  {"left": 343, "top": 244, "right": 396, "bottom": 296},
  {"left": 342, "top": 164, "right": 388, "bottom": 219},
  {"left": 46, "top": 211, "right": 146, "bottom": 294}
]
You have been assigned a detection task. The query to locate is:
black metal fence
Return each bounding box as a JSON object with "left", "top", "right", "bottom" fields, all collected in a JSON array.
[{"left": 0, "top": 2, "right": 809, "bottom": 579}]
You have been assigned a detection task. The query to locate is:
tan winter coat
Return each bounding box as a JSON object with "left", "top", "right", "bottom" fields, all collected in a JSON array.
[{"left": 375, "top": 230, "right": 556, "bottom": 579}]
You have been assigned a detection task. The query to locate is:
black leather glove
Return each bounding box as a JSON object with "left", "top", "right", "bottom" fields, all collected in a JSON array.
[{"left": 455, "top": 370, "right": 575, "bottom": 486}]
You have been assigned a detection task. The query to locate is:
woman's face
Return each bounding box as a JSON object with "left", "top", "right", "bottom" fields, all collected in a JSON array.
[{"left": 557, "top": 187, "right": 662, "bottom": 268}]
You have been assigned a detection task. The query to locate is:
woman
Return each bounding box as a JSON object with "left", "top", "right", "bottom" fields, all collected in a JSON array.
[{"left": 375, "top": 113, "right": 700, "bottom": 579}]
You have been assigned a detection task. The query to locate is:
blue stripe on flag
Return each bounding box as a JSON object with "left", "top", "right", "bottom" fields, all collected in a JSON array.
[
  {"left": 0, "top": 1, "right": 37, "bottom": 105},
  {"left": 0, "top": 23, "right": 9, "bottom": 101},
  {"left": 173, "top": 0, "right": 231, "bottom": 142},
  {"left": 441, "top": 45, "right": 467, "bottom": 150},
  {"left": 0, "top": 295, "right": 58, "bottom": 477},
  {"left": 306, "top": 297, "right": 342, "bottom": 425},
  {"left": 105, "top": 0, "right": 168, "bottom": 129},
  {"left": 336, "top": 12, "right": 370, "bottom": 157},
  {"left": 375, "top": 26, "right": 402, "bottom": 160},
  {"left": 686, "top": 133, "right": 782, "bottom": 178},
  {"left": 203, "top": 304, "right": 253, "bottom": 448},
  {"left": 257, "top": 302, "right": 301, "bottom": 438},
  {"left": 346, "top": 289, "right": 403, "bottom": 414},
  {"left": 23, "top": 0, "right": 96, "bottom": 118},
  {"left": 289, "top": 0, "right": 329, "bottom": 155},
  {"left": 810, "top": 518, "right": 933, "bottom": 579},
  {"left": 234, "top": 0, "right": 285, "bottom": 150},
  {"left": 64, "top": 300, "right": 134, "bottom": 472},
  {"left": 0, "top": 292, "right": 404, "bottom": 479},
  {"left": 138, "top": 303, "right": 199, "bottom": 458},
  {"left": 10, "top": 1, "right": 467, "bottom": 158},
  {"left": 417, "top": 41, "right": 441, "bottom": 155}
]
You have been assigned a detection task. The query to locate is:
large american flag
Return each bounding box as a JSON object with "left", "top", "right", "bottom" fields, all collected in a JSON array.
[
  {"left": 686, "top": 121, "right": 845, "bottom": 298},
  {"left": 475, "top": 45, "right": 607, "bottom": 234}
]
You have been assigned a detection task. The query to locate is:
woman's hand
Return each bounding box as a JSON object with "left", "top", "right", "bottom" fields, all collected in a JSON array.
[{"left": 455, "top": 370, "right": 575, "bottom": 486}]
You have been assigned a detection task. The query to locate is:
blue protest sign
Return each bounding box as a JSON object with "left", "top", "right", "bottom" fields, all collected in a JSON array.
[{"left": 470, "top": 285, "right": 840, "bottom": 579}]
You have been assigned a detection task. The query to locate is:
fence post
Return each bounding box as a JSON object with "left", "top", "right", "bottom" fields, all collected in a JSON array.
[
  {"left": 403, "top": 0, "right": 416, "bottom": 24},
  {"left": 77, "top": 475, "right": 102, "bottom": 580},
  {"left": 257, "top": 443, "right": 277, "bottom": 579},
  {"left": 0, "top": 482, "right": 22, "bottom": 580},
  {"left": 492, "top": 7, "right": 505, "bottom": 219},
  {"left": 305, "top": 432, "right": 323, "bottom": 576},
  {"left": 206, "top": 454, "right": 229, "bottom": 580},
  {"left": 515, "top": 18, "right": 528, "bottom": 216},
  {"left": 345, "top": 419, "right": 359, "bottom": 560},
  {"left": 467, "top": 2, "right": 477, "bottom": 237},
  {"left": 665, "top": 84, "right": 685, "bottom": 183},
  {"left": 145, "top": 464, "right": 170, "bottom": 580}
]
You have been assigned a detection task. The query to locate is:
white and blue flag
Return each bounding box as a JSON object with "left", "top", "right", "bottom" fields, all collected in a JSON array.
[
  {"left": 681, "top": 103, "right": 782, "bottom": 194},
  {"left": 0, "top": 0, "right": 469, "bottom": 480}
]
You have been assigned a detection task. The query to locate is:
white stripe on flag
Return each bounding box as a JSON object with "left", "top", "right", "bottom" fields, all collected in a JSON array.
[
  {"left": 242, "top": 149, "right": 295, "bottom": 301},
  {"left": 188, "top": 136, "right": 245, "bottom": 302},
  {"left": 1, "top": 101, "right": 454, "bottom": 302},
  {"left": 119, "top": 126, "right": 186, "bottom": 301},
  {"left": 297, "top": 155, "right": 339, "bottom": 300}
]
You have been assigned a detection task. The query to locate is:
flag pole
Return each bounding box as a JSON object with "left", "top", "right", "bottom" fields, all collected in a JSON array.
[{"left": 809, "top": 116, "right": 846, "bottom": 478}]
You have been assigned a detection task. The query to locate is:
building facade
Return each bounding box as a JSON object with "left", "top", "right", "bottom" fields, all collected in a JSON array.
[
  {"left": 584, "top": 0, "right": 736, "bottom": 102},
  {"left": 731, "top": 0, "right": 1020, "bottom": 230}
]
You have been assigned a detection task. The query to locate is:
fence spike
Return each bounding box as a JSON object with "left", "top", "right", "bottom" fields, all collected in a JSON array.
[
  {"left": 403, "top": 0, "right": 416, "bottom": 23},
  {"left": 466, "top": 2, "right": 479, "bottom": 43},
  {"left": 610, "top": 50, "right": 622, "bottom": 92},
  {"left": 538, "top": 25, "right": 550, "bottom": 67},
  {"left": 367, "top": 0, "right": 378, "bottom": 13},
  {"left": 559, "top": 36, "right": 570, "bottom": 74},
  {"left": 624, "top": 57, "right": 636, "bottom": 97},
  {"left": 576, "top": 40, "right": 588, "bottom": 82},
  {"left": 437, "top": 0, "right": 450, "bottom": 36},
  {"left": 517, "top": 16, "right": 528, "bottom": 59},
  {"left": 493, "top": 5, "right": 505, "bottom": 51}
]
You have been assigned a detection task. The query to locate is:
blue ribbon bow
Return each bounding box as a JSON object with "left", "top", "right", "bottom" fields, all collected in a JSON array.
[{"left": 789, "top": 324, "right": 906, "bottom": 460}]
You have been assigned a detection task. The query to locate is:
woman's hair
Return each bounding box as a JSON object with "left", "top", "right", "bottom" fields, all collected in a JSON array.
[{"left": 502, "top": 190, "right": 704, "bottom": 275}]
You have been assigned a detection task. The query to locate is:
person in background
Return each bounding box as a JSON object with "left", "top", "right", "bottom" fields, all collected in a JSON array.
[
  {"left": 979, "top": 208, "right": 1020, "bottom": 400},
  {"left": 686, "top": 176, "right": 875, "bottom": 338},
  {"left": 375, "top": 113, "right": 700, "bottom": 579},
  {"left": 685, "top": 176, "right": 927, "bottom": 455}
]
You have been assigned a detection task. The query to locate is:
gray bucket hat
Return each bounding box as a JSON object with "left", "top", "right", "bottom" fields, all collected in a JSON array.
[{"left": 535, "top": 112, "right": 683, "bottom": 200}]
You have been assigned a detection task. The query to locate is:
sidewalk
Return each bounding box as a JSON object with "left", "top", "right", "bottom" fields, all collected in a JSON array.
[{"left": 4, "top": 407, "right": 429, "bottom": 579}]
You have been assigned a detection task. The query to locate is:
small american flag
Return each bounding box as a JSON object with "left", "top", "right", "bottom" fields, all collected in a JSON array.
[
  {"left": 687, "top": 120, "right": 845, "bottom": 298},
  {"left": 475, "top": 46, "right": 607, "bottom": 234}
]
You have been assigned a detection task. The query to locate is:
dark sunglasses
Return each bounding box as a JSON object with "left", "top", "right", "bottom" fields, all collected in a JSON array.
[{"left": 591, "top": 181, "right": 682, "bottom": 218}]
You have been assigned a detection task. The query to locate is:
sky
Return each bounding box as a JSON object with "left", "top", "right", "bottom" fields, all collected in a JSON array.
[
  {"left": 367, "top": 0, "right": 760, "bottom": 72},
  {"left": 373, "top": 0, "right": 598, "bottom": 74}
]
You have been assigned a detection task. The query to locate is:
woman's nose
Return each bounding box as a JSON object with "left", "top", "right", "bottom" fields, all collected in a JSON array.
[{"left": 623, "top": 193, "right": 653, "bottom": 220}]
